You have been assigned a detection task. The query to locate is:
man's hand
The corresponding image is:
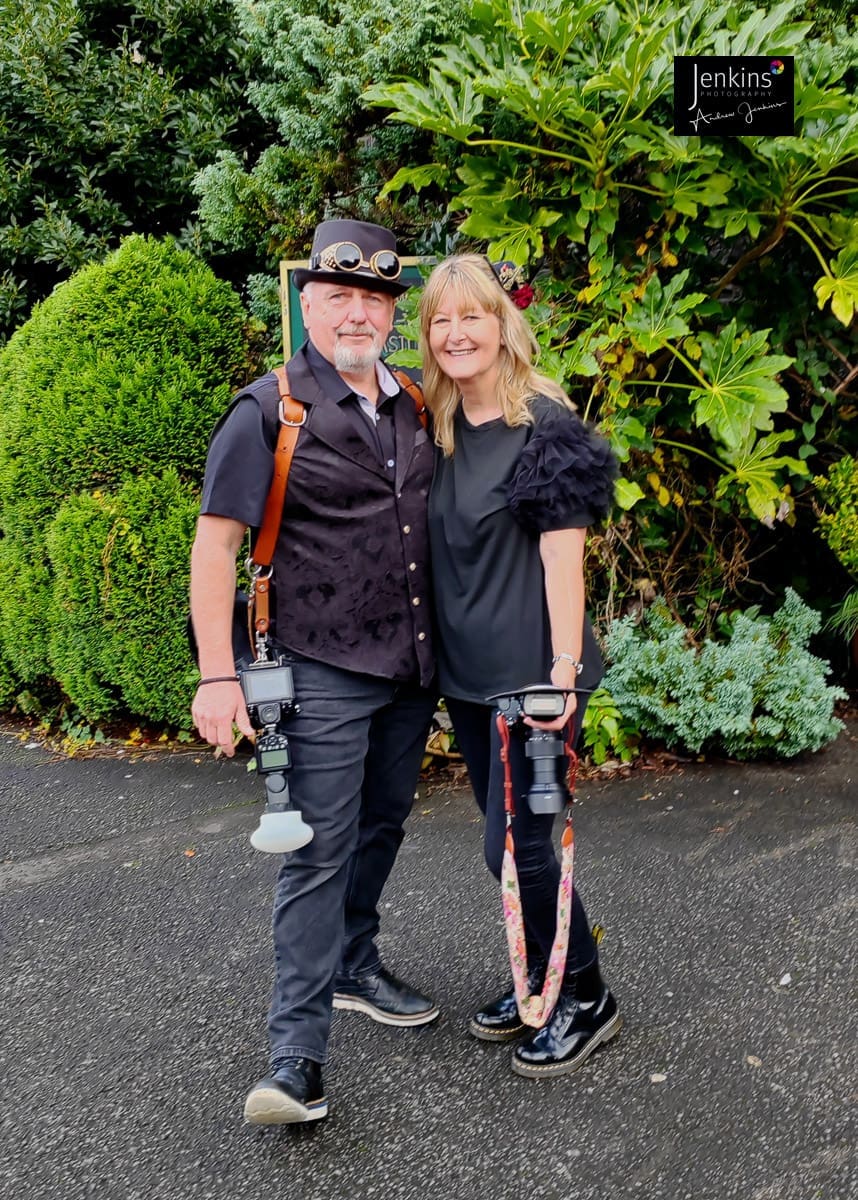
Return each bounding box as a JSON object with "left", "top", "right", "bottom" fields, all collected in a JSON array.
[{"left": 192, "top": 679, "right": 255, "bottom": 756}]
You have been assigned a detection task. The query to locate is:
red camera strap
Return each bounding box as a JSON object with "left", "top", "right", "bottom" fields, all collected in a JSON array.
[{"left": 496, "top": 714, "right": 579, "bottom": 1028}]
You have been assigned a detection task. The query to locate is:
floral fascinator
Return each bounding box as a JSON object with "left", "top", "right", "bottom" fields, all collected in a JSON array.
[{"left": 489, "top": 259, "right": 535, "bottom": 309}]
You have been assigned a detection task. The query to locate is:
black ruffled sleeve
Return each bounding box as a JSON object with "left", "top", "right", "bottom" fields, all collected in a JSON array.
[{"left": 507, "top": 398, "right": 618, "bottom": 535}]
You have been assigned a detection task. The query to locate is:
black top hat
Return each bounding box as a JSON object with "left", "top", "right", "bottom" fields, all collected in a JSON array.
[{"left": 292, "top": 219, "right": 410, "bottom": 296}]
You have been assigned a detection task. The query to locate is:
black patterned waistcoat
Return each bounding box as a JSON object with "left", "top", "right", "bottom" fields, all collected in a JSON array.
[{"left": 250, "top": 347, "right": 434, "bottom": 686}]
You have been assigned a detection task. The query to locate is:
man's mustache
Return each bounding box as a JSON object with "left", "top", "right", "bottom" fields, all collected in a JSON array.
[{"left": 337, "top": 325, "right": 377, "bottom": 338}]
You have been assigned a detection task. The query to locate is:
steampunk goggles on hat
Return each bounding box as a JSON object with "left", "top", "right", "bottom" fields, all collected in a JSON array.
[{"left": 309, "top": 240, "right": 402, "bottom": 282}]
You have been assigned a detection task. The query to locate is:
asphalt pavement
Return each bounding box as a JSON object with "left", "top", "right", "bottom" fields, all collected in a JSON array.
[{"left": 0, "top": 722, "right": 855, "bottom": 1200}]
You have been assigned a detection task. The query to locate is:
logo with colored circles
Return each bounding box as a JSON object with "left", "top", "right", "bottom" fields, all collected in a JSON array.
[{"left": 769, "top": 59, "right": 785, "bottom": 75}]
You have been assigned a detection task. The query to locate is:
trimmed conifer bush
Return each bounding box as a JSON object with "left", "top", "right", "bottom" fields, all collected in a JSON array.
[
  {"left": 45, "top": 472, "right": 201, "bottom": 725},
  {"left": 0, "top": 235, "right": 252, "bottom": 724}
]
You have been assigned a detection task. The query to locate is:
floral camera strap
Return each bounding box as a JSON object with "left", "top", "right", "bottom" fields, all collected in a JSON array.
[{"left": 496, "top": 713, "right": 578, "bottom": 1028}]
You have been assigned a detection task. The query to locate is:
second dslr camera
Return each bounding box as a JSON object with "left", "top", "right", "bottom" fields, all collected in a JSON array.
[{"left": 489, "top": 684, "right": 579, "bottom": 815}]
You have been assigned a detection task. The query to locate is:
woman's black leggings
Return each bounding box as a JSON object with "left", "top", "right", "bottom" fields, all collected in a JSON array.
[{"left": 445, "top": 697, "right": 598, "bottom": 979}]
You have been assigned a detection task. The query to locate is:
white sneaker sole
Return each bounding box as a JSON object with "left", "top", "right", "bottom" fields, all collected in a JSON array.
[
  {"left": 332, "top": 994, "right": 440, "bottom": 1027},
  {"left": 244, "top": 1085, "right": 328, "bottom": 1125},
  {"left": 511, "top": 1011, "right": 623, "bottom": 1078}
]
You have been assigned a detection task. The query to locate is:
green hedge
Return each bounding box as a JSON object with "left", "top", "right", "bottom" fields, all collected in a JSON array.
[
  {"left": 0, "top": 235, "right": 252, "bottom": 722},
  {"left": 45, "top": 472, "right": 200, "bottom": 725}
]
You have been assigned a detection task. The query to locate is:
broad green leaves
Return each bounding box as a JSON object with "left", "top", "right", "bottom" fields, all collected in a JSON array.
[
  {"left": 814, "top": 248, "right": 858, "bottom": 327},
  {"left": 459, "top": 205, "right": 562, "bottom": 261},
  {"left": 626, "top": 271, "right": 706, "bottom": 353},
  {"left": 367, "top": 0, "right": 856, "bottom": 625},
  {"left": 691, "top": 325, "right": 793, "bottom": 449},
  {"left": 378, "top": 162, "right": 450, "bottom": 200},
  {"left": 614, "top": 478, "right": 647, "bottom": 510},
  {"left": 717, "top": 432, "right": 809, "bottom": 523},
  {"left": 647, "top": 169, "right": 732, "bottom": 219},
  {"left": 367, "top": 72, "right": 484, "bottom": 140}
]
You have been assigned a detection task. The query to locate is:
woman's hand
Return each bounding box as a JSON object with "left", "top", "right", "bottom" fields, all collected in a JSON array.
[{"left": 523, "top": 659, "right": 579, "bottom": 732}]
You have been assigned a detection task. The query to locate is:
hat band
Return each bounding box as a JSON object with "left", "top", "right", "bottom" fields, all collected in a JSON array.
[{"left": 310, "top": 241, "right": 402, "bottom": 282}]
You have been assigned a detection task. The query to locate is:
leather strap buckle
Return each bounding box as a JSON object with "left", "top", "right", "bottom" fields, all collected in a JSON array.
[{"left": 278, "top": 400, "right": 306, "bottom": 427}]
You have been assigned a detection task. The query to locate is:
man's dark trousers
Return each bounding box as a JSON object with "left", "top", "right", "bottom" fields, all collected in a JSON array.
[{"left": 267, "top": 651, "right": 436, "bottom": 1068}]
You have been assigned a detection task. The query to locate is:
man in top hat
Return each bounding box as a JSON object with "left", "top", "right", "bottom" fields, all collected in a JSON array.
[{"left": 190, "top": 219, "right": 438, "bottom": 1125}]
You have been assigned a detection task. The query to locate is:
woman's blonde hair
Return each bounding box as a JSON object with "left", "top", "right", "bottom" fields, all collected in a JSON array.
[{"left": 418, "top": 254, "right": 571, "bottom": 455}]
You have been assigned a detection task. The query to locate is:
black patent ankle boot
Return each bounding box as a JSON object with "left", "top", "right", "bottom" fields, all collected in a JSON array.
[
  {"left": 511, "top": 959, "right": 622, "bottom": 1077},
  {"left": 469, "top": 960, "right": 546, "bottom": 1043}
]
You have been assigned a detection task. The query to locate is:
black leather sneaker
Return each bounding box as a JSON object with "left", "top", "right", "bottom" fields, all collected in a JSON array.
[
  {"left": 243, "top": 1057, "right": 328, "bottom": 1124},
  {"left": 333, "top": 966, "right": 439, "bottom": 1026},
  {"left": 512, "top": 960, "right": 622, "bottom": 1078},
  {"left": 468, "top": 962, "right": 546, "bottom": 1043}
]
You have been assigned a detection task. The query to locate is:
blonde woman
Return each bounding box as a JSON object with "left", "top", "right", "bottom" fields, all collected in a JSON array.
[{"left": 421, "top": 254, "right": 620, "bottom": 1077}]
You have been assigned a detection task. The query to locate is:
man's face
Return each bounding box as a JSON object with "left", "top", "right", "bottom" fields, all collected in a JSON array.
[{"left": 300, "top": 282, "right": 396, "bottom": 372}]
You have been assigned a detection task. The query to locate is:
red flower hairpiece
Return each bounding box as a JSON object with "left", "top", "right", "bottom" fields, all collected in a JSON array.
[{"left": 489, "top": 259, "right": 535, "bottom": 310}]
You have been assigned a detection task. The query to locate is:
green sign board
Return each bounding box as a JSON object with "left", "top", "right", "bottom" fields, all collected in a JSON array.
[{"left": 279, "top": 258, "right": 428, "bottom": 359}]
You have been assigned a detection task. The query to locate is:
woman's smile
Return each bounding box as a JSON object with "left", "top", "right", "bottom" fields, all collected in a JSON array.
[{"left": 428, "top": 300, "right": 502, "bottom": 388}]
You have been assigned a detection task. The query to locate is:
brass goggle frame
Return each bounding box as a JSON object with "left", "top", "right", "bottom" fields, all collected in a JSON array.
[{"left": 310, "top": 240, "right": 402, "bottom": 282}]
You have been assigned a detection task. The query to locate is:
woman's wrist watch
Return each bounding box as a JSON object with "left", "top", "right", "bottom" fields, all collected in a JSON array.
[{"left": 551, "top": 652, "right": 584, "bottom": 674}]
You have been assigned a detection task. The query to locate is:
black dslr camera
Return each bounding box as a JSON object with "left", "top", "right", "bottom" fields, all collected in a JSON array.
[
  {"left": 489, "top": 684, "right": 585, "bottom": 815},
  {"left": 239, "top": 656, "right": 313, "bottom": 854},
  {"left": 239, "top": 657, "right": 299, "bottom": 775}
]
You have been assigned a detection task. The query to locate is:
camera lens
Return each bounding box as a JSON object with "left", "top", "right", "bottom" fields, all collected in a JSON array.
[{"left": 525, "top": 732, "right": 569, "bottom": 814}]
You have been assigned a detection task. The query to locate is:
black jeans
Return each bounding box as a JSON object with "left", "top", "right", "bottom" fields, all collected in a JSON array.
[
  {"left": 266, "top": 653, "right": 436, "bottom": 1067},
  {"left": 445, "top": 697, "right": 597, "bottom": 981}
]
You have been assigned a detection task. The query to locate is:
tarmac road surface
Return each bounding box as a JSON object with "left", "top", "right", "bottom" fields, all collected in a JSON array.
[{"left": 0, "top": 724, "right": 855, "bottom": 1200}]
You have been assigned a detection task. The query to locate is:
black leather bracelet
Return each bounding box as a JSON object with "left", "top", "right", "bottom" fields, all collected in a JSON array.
[{"left": 198, "top": 675, "right": 239, "bottom": 685}]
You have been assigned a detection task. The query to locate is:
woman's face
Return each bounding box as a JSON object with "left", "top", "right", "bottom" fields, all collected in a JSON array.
[{"left": 427, "top": 296, "right": 503, "bottom": 388}]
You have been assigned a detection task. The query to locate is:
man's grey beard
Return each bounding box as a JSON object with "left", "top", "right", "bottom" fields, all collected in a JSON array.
[{"left": 334, "top": 332, "right": 384, "bottom": 372}]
